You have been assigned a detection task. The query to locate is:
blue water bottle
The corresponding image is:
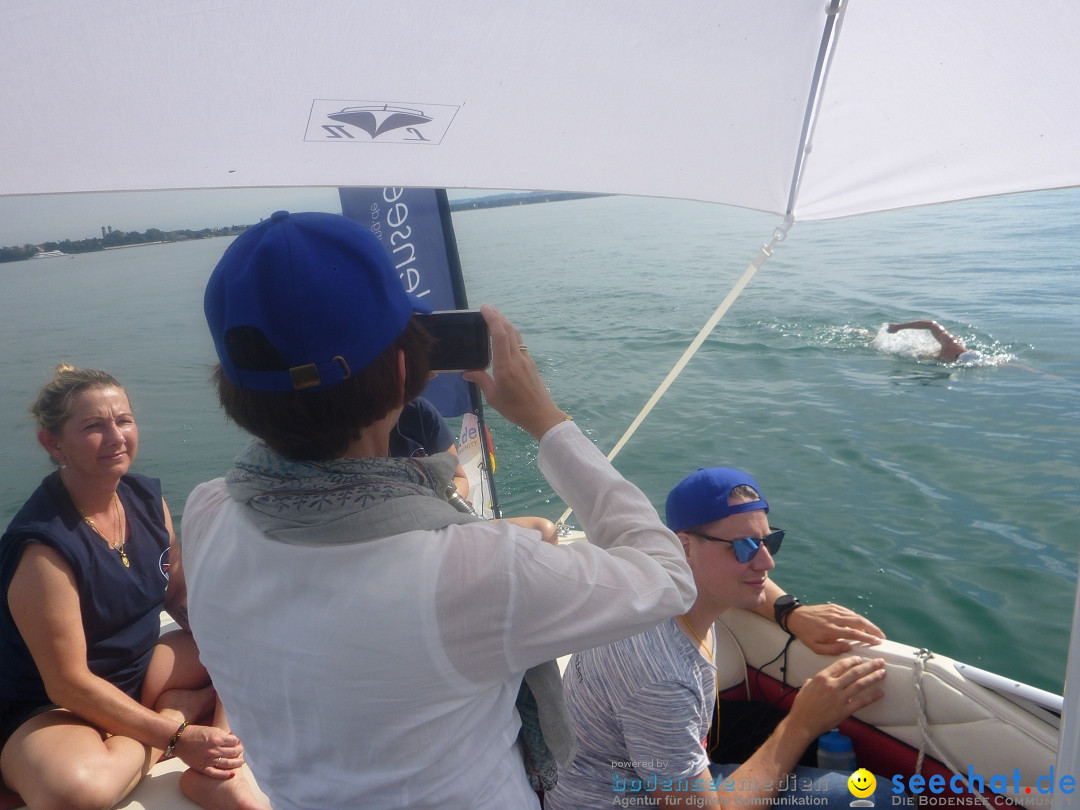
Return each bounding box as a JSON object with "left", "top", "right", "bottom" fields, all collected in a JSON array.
[{"left": 817, "top": 729, "right": 857, "bottom": 771}]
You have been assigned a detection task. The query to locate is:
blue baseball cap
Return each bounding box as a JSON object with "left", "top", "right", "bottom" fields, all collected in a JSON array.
[
  {"left": 665, "top": 467, "right": 769, "bottom": 533},
  {"left": 205, "top": 211, "right": 432, "bottom": 391}
]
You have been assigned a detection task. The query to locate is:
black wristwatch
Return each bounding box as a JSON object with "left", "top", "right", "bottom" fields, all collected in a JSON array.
[{"left": 773, "top": 594, "right": 803, "bottom": 633}]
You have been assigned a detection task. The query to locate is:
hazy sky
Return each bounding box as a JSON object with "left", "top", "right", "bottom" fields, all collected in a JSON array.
[{"left": 0, "top": 187, "right": 348, "bottom": 246}]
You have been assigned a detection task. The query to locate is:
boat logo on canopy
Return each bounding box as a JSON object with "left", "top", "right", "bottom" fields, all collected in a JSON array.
[{"left": 305, "top": 100, "right": 459, "bottom": 144}]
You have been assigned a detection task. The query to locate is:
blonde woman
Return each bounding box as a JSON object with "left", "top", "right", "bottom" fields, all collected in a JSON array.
[{"left": 0, "top": 366, "right": 261, "bottom": 810}]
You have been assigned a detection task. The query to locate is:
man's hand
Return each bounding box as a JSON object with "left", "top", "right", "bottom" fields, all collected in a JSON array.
[
  {"left": 785, "top": 603, "right": 885, "bottom": 655},
  {"left": 787, "top": 656, "right": 887, "bottom": 741}
]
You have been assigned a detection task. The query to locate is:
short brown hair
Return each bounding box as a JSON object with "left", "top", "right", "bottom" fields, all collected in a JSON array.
[{"left": 214, "top": 319, "right": 433, "bottom": 461}]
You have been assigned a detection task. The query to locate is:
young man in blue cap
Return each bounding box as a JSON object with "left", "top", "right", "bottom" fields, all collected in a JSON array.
[
  {"left": 546, "top": 467, "right": 893, "bottom": 810},
  {"left": 180, "top": 211, "right": 696, "bottom": 809}
]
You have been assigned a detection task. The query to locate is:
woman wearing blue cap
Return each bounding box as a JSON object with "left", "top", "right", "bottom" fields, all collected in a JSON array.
[
  {"left": 547, "top": 467, "right": 897, "bottom": 809},
  {"left": 180, "top": 211, "right": 696, "bottom": 809}
]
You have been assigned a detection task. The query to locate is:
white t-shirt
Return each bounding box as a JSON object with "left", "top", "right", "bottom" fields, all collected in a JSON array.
[{"left": 181, "top": 421, "right": 694, "bottom": 810}]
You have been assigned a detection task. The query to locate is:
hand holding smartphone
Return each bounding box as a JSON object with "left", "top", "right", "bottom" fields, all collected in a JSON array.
[
  {"left": 461, "top": 304, "right": 570, "bottom": 441},
  {"left": 416, "top": 310, "right": 491, "bottom": 371}
]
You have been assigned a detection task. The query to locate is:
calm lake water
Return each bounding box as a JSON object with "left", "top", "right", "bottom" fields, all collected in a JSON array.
[{"left": 1, "top": 190, "right": 1077, "bottom": 693}]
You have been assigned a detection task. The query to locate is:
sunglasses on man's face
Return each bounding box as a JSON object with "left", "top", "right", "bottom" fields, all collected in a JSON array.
[{"left": 690, "top": 528, "right": 784, "bottom": 563}]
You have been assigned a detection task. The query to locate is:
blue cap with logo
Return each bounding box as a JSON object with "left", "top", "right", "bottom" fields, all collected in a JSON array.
[
  {"left": 204, "top": 211, "right": 432, "bottom": 391},
  {"left": 665, "top": 467, "right": 769, "bottom": 533}
]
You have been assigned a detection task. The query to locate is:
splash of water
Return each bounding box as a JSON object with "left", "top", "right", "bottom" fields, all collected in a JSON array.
[
  {"left": 867, "top": 323, "right": 1012, "bottom": 366},
  {"left": 871, "top": 324, "right": 939, "bottom": 360}
]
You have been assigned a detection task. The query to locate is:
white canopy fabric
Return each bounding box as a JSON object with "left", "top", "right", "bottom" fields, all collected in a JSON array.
[
  {"left": 5, "top": 3, "right": 1080, "bottom": 805},
  {"left": 2, "top": 1, "right": 1078, "bottom": 220}
]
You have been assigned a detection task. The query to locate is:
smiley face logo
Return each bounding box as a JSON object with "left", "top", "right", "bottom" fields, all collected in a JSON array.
[{"left": 848, "top": 768, "right": 876, "bottom": 798}]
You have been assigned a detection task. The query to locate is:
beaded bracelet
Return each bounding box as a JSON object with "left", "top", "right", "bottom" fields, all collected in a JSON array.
[{"left": 163, "top": 720, "right": 188, "bottom": 759}]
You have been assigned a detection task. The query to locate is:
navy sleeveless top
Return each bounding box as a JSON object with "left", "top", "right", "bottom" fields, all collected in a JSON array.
[{"left": 0, "top": 472, "right": 170, "bottom": 702}]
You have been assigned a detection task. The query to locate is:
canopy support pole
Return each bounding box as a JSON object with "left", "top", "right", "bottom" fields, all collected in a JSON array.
[
  {"left": 555, "top": 216, "right": 793, "bottom": 531},
  {"left": 785, "top": 0, "right": 848, "bottom": 216}
]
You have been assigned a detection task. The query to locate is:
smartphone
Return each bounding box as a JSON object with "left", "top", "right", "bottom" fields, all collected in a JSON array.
[{"left": 415, "top": 310, "right": 491, "bottom": 371}]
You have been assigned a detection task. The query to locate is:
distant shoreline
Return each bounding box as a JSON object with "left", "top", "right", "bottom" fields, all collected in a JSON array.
[
  {"left": 1, "top": 191, "right": 608, "bottom": 263},
  {"left": 1, "top": 226, "right": 249, "bottom": 264},
  {"left": 449, "top": 191, "right": 609, "bottom": 211},
  {"left": 103, "top": 240, "right": 168, "bottom": 250}
]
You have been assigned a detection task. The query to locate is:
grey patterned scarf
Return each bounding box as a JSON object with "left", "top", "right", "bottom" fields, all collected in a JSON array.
[{"left": 225, "top": 440, "right": 575, "bottom": 789}]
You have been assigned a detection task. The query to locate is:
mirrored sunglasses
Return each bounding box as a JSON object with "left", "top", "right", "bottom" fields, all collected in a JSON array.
[{"left": 690, "top": 528, "right": 784, "bottom": 563}]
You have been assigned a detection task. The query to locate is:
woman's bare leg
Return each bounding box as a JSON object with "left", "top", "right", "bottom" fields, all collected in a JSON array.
[
  {"left": 0, "top": 710, "right": 149, "bottom": 810},
  {"left": 142, "top": 628, "right": 211, "bottom": 707}
]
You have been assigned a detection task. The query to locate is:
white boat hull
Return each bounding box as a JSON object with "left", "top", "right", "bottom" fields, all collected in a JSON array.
[{"left": 715, "top": 608, "right": 1058, "bottom": 808}]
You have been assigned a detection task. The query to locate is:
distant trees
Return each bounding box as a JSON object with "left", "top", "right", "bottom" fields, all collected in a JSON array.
[
  {"left": 0, "top": 245, "right": 40, "bottom": 262},
  {"left": 0, "top": 225, "right": 250, "bottom": 264}
]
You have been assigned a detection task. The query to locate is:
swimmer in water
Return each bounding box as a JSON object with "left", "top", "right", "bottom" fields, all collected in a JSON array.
[{"left": 886, "top": 320, "right": 983, "bottom": 363}]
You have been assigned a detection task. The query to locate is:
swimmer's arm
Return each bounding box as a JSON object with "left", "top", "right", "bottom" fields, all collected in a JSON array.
[
  {"left": 888, "top": 319, "right": 942, "bottom": 336},
  {"left": 888, "top": 320, "right": 964, "bottom": 360}
]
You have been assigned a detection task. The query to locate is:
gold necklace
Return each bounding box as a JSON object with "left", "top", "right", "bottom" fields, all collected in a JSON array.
[
  {"left": 679, "top": 614, "right": 714, "bottom": 661},
  {"left": 80, "top": 494, "right": 130, "bottom": 568},
  {"left": 680, "top": 615, "right": 724, "bottom": 758}
]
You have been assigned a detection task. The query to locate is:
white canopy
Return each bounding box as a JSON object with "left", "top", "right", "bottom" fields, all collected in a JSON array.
[
  {"left": 3, "top": 1, "right": 1079, "bottom": 220},
  {"left": 5, "top": 3, "right": 1080, "bottom": 805}
]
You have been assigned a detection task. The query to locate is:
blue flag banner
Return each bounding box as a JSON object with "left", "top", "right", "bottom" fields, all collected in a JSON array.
[{"left": 338, "top": 187, "right": 472, "bottom": 417}]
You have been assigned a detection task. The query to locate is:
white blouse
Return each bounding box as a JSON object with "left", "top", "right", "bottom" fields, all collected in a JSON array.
[{"left": 182, "top": 420, "right": 695, "bottom": 810}]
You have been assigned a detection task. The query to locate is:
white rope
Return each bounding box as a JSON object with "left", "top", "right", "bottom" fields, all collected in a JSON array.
[
  {"left": 912, "top": 649, "right": 996, "bottom": 810},
  {"left": 555, "top": 216, "right": 793, "bottom": 530}
]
